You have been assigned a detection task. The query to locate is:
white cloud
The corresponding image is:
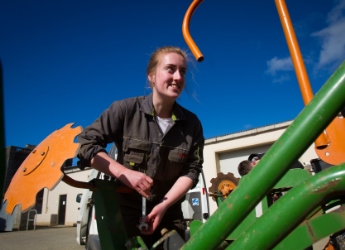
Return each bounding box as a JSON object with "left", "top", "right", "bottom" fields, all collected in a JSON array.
[
  {"left": 265, "top": 1, "right": 345, "bottom": 82},
  {"left": 312, "top": 0, "right": 345, "bottom": 69},
  {"left": 327, "top": 0, "right": 345, "bottom": 23},
  {"left": 272, "top": 74, "right": 291, "bottom": 84},
  {"left": 265, "top": 56, "right": 293, "bottom": 76}
]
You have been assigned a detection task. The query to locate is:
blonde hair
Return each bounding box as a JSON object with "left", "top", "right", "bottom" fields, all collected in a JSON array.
[{"left": 147, "top": 46, "right": 189, "bottom": 87}]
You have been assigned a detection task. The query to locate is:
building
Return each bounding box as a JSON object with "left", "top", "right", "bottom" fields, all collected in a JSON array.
[
  {"left": 2, "top": 120, "right": 320, "bottom": 228},
  {"left": 35, "top": 167, "right": 92, "bottom": 227},
  {"left": 202, "top": 120, "right": 318, "bottom": 214},
  {"left": 0, "top": 145, "right": 79, "bottom": 230}
]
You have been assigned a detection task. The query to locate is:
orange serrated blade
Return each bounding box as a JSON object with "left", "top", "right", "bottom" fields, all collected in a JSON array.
[
  {"left": 3, "top": 123, "right": 82, "bottom": 215},
  {"left": 315, "top": 118, "right": 345, "bottom": 166}
]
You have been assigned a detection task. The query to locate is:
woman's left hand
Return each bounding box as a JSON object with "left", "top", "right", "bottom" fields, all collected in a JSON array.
[
  {"left": 139, "top": 177, "right": 193, "bottom": 235},
  {"left": 139, "top": 203, "right": 167, "bottom": 235}
]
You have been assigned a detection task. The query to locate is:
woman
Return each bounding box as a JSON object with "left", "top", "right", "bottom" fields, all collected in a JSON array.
[{"left": 77, "top": 46, "right": 204, "bottom": 247}]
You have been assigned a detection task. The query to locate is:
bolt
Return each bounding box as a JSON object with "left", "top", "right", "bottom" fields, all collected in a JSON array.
[
  {"left": 125, "top": 240, "right": 132, "bottom": 248},
  {"left": 40, "top": 152, "right": 45, "bottom": 156},
  {"left": 23, "top": 167, "right": 27, "bottom": 172}
]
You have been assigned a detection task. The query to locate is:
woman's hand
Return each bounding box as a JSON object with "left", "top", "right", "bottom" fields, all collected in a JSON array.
[
  {"left": 90, "top": 152, "right": 153, "bottom": 198},
  {"left": 139, "top": 176, "right": 193, "bottom": 234},
  {"left": 139, "top": 203, "right": 167, "bottom": 235},
  {"left": 118, "top": 168, "right": 153, "bottom": 198}
]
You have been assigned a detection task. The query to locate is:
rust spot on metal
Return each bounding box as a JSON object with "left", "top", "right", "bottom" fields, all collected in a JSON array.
[
  {"left": 305, "top": 221, "right": 316, "bottom": 241},
  {"left": 245, "top": 195, "right": 249, "bottom": 199},
  {"left": 312, "top": 179, "right": 340, "bottom": 194},
  {"left": 227, "top": 203, "right": 233, "bottom": 209}
]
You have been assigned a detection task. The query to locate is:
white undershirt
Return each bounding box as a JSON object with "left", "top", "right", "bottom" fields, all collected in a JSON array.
[{"left": 156, "top": 116, "right": 174, "bottom": 134}]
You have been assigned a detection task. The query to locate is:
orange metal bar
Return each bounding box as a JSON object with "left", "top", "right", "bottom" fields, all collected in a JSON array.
[
  {"left": 275, "top": 0, "right": 329, "bottom": 148},
  {"left": 62, "top": 175, "right": 133, "bottom": 193},
  {"left": 275, "top": 0, "right": 314, "bottom": 105},
  {"left": 275, "top": 0, "right": 345, "bottom": 165},
  {"left": 182, "top": 0, "right": 204, "bottom": 62}
]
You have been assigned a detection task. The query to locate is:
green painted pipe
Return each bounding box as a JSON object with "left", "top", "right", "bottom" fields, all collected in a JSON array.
[
  {"left": 275, "top": 205, "right": 345, "bottom": 249},
  {"left": 229, "top": 163, "right": 345, "bottom": 250},
  {"left": 182, "top": 61, "right": 345, "bottom": 250}
]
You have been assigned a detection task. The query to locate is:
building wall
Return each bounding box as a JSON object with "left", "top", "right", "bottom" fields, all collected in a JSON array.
[
  {"left": 36, "top": 168, "right": 92, "bottom": 226},
  {"left": 202, "top": 121, "right": 318, "bottom": 214}
]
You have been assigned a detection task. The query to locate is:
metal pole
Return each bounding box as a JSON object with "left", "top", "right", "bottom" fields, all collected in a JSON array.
[
  {"left": 275, "top": 0, "right": 314, "bottom": 106},
  {"left": 228, "top": 163, "right": 345, "bottom": 250},
  {"left": 275, "top": 0, "right": 345, "bottom": 166},
  {"left": 182, "top": 62, "right": 345, "bottom": 250}
]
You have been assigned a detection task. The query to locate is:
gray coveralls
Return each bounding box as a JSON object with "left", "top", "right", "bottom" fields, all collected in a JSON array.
[{"left": 77, "top": 93, "right": 204, "bottom": 246}]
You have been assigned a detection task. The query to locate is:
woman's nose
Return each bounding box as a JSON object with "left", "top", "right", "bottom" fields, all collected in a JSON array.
[{"left": 173, "top": 70, "right": 182, "bottom": 80}]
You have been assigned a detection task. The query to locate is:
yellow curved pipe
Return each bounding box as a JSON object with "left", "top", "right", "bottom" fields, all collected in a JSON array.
[{"left": 182, "top": 0, "right": 204, "bottom": 62}]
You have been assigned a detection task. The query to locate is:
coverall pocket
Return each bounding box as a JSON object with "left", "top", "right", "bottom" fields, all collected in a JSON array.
[
  {"left": 123, "top": 138, "right": 151, "bottom": 171},
  {"left": 164, "top": 148, "right": 189, "bottom": 180}
]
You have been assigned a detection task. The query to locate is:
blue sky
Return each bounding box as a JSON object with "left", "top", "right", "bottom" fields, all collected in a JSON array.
[{"left": 1, "top": 0, "right": 345, "bottom": 150}]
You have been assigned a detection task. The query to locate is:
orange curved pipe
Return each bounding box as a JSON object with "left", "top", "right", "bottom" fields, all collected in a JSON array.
[{"left": 182, "top": 0, "right": 204, "bottom": 62}]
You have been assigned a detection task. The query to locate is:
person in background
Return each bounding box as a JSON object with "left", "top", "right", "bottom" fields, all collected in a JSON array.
[
  {"left": 248, "top": 153, "right": 265, "bottom": 165},
  {"left": 249, "top": 152, "right": 304, "bottom": 169},
  {"left": 237, "top": 160, "right": 254, "bottom": 176},
  {"left": 237, "top": 153, "right": 264, "bottom": 176},
  {"left": 77, "top": 46, "right": 204, "bottom": 247},
  {"left": 238, "top": 153, "right": 281, "bottom": 202}
]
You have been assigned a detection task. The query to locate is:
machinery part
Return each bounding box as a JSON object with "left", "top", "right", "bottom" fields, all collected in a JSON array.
[
  {"left": 209, "top": 172, "right": 240, "bottom": 201},
  {"left": 3, "top": 123, "right": 82, "bottom": 214},
  {"left": 139, "top": 196, "right": 148, "bottom": 231}
]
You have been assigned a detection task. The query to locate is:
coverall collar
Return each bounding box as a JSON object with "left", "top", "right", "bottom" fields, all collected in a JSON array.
[{"left": 140, "top": 93, "right": 187, "bottom": 121}]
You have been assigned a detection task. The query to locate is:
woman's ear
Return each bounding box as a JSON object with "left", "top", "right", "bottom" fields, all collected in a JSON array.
[{"left": 148, "top": 74, "right": 155, "bottom": 83}]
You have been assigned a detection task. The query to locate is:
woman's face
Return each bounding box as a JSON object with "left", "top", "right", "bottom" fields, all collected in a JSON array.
[{"left": 149, "top": 52, "right": 186, "bottom": 100}]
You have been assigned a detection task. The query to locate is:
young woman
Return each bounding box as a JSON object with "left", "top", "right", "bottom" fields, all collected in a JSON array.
[{"left": 77, "top": 46, "right": 204, "bottom": 247}]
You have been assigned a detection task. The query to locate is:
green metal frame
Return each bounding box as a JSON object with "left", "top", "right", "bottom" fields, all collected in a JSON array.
[
  {"left": 182, "top": 61, "right": 345, "bottom": 250},
  {"left": 230, "top": 163, "right": 345, "bottom": 250},
  {"left": 91, "top": 179, "right": 187, "bottom": 250},
  {"left": 92, "top": 179, "right": 130, "bottom": 250},
  {"left": 228, "top": 168, "right": 313, "bottom": 241}
]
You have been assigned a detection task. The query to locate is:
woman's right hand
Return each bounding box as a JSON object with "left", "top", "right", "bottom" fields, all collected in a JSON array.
[
  {"left": 118, "top": 168, "right": 153, "bottom": 198},
  {"left": 90, "top": 152, "right": 153, "bottom": 198}
]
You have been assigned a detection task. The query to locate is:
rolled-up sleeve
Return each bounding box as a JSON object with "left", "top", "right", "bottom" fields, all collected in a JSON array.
[
  {"left": 77, "top": 101, "right": 124, "bottom": 169},
  {"left": 181, "top": 119, "right": 204, "bottom": 188}
]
